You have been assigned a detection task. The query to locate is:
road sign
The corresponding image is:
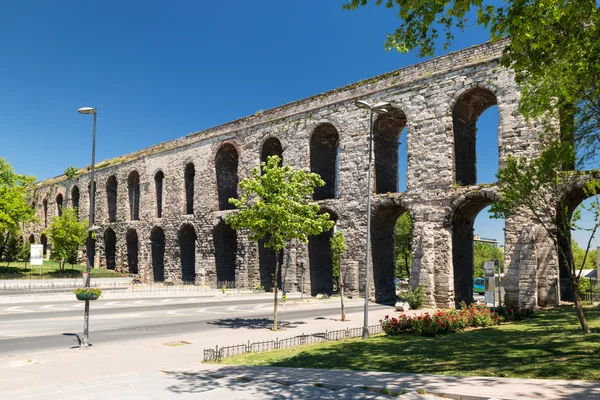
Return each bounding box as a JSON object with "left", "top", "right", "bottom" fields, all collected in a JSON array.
[{"left": 30, "top": 245, "right": 43, "bottom": 266}]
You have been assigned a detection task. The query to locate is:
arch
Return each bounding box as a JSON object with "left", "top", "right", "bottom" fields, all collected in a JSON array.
[
  {"left": 259, "top": 235, "right": 284, "bottom": 292},
  {"left": 215, "top": 143, "right": 239, "bottom": 210},
  {"left": 104, "top": 228, "right": 117, "bottom": 270},
  {"left": 213, "top": 222, "right": 237, "bottom": 283},
  {"left": 28, "top": 234, "right": 35, "bottom": 244},
  {"left": 184, "top": 163, "right": 195, "bottom": 214},
  {"left": 126, "top": 228, "right": 139, "bottom": 274},
  {"left": 450, "top": 191, "right": 500, "bottom": 305},
  {"left": 128, "top": 171, "right": 140, "bottom": 220},
  {"left": 371, "top": 204, "right": 410, "bottom": 303},
  {"left": 106, "top": 175, "right": 118, "bottom": 222},
  {"left": 40, "top": 233, "right": 48, "bottom": 256},
  {"left": 374, "top": 107, "right": 407, "bottom": 194},
  {"left": 56, "top": 193, "right": 63, "bottom": 217},
  {"left": 42, "top": 198, "right": 48, "bottom": 227},
  {"left": 154, "top": 170, "right": 164, "bottom": 218},
  {"left": 178, "top": 223, "right": 197, "bottom": 283},
  {"left": 452, "top": 86, "right": 498, "bottom": 186},
  {"left": 261, "top": 137, "right": 283, "bottom": 169},
  {"left": 310, "top": 123, "right": 339, "bottom": 200},
  {"left": 151, "top": 226, "right": 166, "bottom": 282},
  {"left": 71, "top": 185, "right": 80, "bottom": 219},
  {"left": 308, "top": 209, "right": 338, "bottom": 296}
]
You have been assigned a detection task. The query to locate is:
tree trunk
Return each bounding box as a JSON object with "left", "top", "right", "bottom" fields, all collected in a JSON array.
[
  {"left": 339, "top": 263, "right": 345, "bottom": 322},
  {"left": 573, "top": 280, "right": 591, "bottom": 334},
  {"left": 273, "top": 251, "right": 280, "bottom": 331},
  {"left": 404, "top": 254, "right": 410, "bottom": 279}
]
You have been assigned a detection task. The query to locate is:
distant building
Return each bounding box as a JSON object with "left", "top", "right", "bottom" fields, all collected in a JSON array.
[{"left": 474, "top": 234, "right": 501, "bottom": 248}]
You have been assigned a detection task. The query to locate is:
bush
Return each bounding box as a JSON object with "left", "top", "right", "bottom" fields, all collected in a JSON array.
[
  {"left": 399, "top": 285, "right": 425, "bottom": 309},
  {"left": 380, "top": 303, "right": 502, "bottom": 337},
  {"left": 495, "top": 303, "right": 535, "bottom": 322},
  {"left": 74, "top": 287, "right": 102, "bottom": 297}
]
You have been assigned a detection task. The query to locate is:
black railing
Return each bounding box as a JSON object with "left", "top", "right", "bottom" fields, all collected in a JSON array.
[{"left": 203, "top": 324, "right": 383, "bottom": 362}]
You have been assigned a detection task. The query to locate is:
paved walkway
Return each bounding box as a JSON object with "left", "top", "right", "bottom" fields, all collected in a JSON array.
[{"left": 0, "top": 302, "right": 598, "bottom": 399}]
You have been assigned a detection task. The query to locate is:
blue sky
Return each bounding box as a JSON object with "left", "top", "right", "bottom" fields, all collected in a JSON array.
[{"left": 0, "top": 1, "right": 594, "bottom": 248}]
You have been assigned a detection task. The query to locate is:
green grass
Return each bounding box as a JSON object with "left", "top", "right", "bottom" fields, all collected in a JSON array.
[
  {"left": 222, "top": 307, "right": 600, "bottom": 381},
  {"left": 0, "top": 260, "right": 124, "bottom": 279}
]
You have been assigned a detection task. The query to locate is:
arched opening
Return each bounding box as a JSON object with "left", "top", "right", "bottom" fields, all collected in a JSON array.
[
  {"left": 259, "top": 235, "right": 284, "bottom": 292},
  {"left": 128, "top": 171, "right": 140, "bottom": 220},
  {"left": 185, "top": 163, "right": 195, "bottom": 215},
  {"left": 310, "top": 123, "right": 339, "bottom": 200},
  {"left": 213, "top": 222, "right": 237, "bottom": 283},
  {"left": 126, "top": 229, "right": 139, "bottom": 274},
  {"left": 155, "top": 171, "right": 164, "bottom": 218},
  {"left": 104, "top": 228, "right": 117, "bottom": 270},
  {"left": 151, "top": 227, "right": 165, "bottom": 282},
  {"left": 40, "top": 234, "right": 47, "bottom": 256},
  {"left": 216, "top": 143, "right": 239, "bottom": 210},
  {"left": 56, "top": 194, "right": 63, "bottom": 217},
  {"left": 452, "top": 194, "right": 500, "bottom": 306},
  {"left": 308, "top": 210, "right": 337, "bottom": 296},
  {"left": 371, "top": 205, "right": 411, "bottom": 303},
  {"left": 71, "top": 186, "right": 80, "bottom": 219},
  {"left": 43, "top": 198, "right": 48, "bottom": 227},
  {"left": 106, "top": 175, "right": 118, "bottom": 223},
  {"left": 28, "top": 234, "right": 35, "bottom": 244},
  {"left": 179, "top": 224, "right": 197, "bottom": 283},
  {"left": 261, "top": 137, "right": 283, "bottom": 170},
  {"left": 374, "top": 108, "right": 407, "bottom": 194},
  {"left": 453, "top": 87, "right": 499, "bottom": 186}
]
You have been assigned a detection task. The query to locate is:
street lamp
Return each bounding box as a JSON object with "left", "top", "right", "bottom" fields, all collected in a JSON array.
[
  {"left": 78, "top": 106, "right": 97, "bottom": 347},
  {"left": 355, "top": 99, "right": 390, "bottom": 339}
]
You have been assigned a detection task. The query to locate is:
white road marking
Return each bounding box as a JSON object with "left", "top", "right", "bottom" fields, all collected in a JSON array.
[
  {"left": 133, "top": 300, "right": 146, "bottom": 304},
  {"left": 161, "top": 299, "right": 173, "bottom": 303},
  {"left": 40, "top": 305, "right": 71, "bottom": 311},
  {"left": 104, "top": 301, "right": 121, "bottom": 306},
  {"left": 2, "top": 306, "right": 32, "bottom": 313},
  {"left": 196, "top": 308, "right": 225, "bottom": 315}
]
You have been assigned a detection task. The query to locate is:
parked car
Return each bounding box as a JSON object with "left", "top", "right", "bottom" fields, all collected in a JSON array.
[{"left": 474, "top": 278, "right": 485, "bottom": 294}]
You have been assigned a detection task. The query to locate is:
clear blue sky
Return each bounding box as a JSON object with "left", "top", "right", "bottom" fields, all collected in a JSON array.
[{"left": 0, "top": 1, "right": 594, "bottom": 248}]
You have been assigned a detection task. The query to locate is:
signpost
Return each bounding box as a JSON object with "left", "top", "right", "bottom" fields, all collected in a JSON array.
[
  {"left": 484, "top": 261, "right": 496, "bottom": 307},
  {"left": 30, "top": 244, "right": 43, "bottom": 276}
]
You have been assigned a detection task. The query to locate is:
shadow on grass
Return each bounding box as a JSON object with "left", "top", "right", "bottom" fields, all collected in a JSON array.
[
  {"left": 207, "top": 318, "right": 307, "bottom": 330},
  {"left": 226, "top": 308, "right": 600, "bottom": 381}
]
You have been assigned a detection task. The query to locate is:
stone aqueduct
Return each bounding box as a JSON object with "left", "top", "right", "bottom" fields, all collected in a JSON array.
[{"left": 28, "top": 41, "right": 561, "bottom": 308}]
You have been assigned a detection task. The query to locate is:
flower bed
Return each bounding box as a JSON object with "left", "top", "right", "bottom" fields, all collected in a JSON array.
[{"left": 380, "top": 303, "right": 503, "bottom": 337}]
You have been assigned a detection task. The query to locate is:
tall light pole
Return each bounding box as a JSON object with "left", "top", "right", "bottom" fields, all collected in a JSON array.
[
  {"left": 355, "top": 100, "right": 390, "bottom": 339},
  {"left": 78, "top": 106, "right": 97, "bottom": 347}
]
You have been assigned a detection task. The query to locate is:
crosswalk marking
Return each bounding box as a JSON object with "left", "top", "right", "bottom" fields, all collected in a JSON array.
[{"left": 2, "top": 306, "right": 32, "bottom": 313}]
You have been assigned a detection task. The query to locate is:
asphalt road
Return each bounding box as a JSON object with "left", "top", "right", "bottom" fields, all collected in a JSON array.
[{"left": 0, "top": 296, "right": 393, "bottom": 356}]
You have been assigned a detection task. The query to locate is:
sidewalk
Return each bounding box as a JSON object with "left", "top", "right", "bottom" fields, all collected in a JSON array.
[{"left": 1, "top": 304, "right": 598, "bottom": 399}]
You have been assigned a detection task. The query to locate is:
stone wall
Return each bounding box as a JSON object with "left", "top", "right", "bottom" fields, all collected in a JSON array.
[{"left": 27, "top": 40, "right": 558, "bottom": 308}]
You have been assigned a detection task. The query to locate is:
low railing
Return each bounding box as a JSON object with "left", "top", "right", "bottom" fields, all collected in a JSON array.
[{"left": 203, "top": 324, "right": 383, "bottom": 362}]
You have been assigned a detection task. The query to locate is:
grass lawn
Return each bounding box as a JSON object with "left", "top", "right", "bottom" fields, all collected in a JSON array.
[
  {"left": 0, "top": 260, "right": 124, "bottom": 279},
  {"left": 222, "top": 307, "right": 600, "bottom": 381}
]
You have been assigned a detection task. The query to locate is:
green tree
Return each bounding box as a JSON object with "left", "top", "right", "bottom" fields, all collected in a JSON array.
[
  {"left": 64, "top": 166, "right": 79, "bottom": 179},
  {"left": 227, "top": 155, "right": 334, "bottom": 330},
  {"left": 473, "top": 241, "right": 504, "bottom": 278},
  {"left": 491, "top": 141, "right": 600, "bottom": 333},
  {"left": 331, "top": 230, "right": 348, "bottom": 321},
  {"left": 0, "top": 158, "right": 36, "bottom": 259},
  {"left": 45, "top": 207, "right": 88, "bottom": 271},
  {"left": 395, "top": 212, "right": 412, "bottom": 279},
  {"left": 342, "top": 1, "right": 600, "bottom": 155},
  {"left": 572, "top": 239, "right": 597, "bottom": 272}
]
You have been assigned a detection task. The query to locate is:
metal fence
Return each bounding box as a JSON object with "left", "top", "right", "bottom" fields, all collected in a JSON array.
[{"left": 203, "top": 324, "right": 383, "bottom": 362}]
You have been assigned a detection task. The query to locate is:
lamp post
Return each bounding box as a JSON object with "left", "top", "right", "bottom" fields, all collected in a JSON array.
[
  {"left": 355, "top": 100, "right": 390, "bottom": 339},
  {"left": 78, "top": 106, "right": 97, "bottom": 347}
]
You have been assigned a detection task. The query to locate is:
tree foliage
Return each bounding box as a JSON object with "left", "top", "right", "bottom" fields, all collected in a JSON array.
[
  {"left": 490, "top": 141, "right": 600, "bottom": 333},
  {"left": 342, "top": 1, "right": 600, "bottom": 156},
  {"left": 473, "top": 241, "right": 504, "bottom": 278},
  {"left": 46, "top": 207, "right": 88, "bottom": 271},
  {"left": 331, "top": 230, "right": 348, "bottom": 321},
  {"left": 227, "top": 155, "right": 334, "bottom": 330},
  {"left": 64, "top": 166, "right": 79, "bottom": 179},
  {"left": 395, "top": 212, "right": 412, "bottom": 279},
  {"left": 572, "top": 239, "right": 597, "bottom": 272},
  {"left": 0, "top": 158, "right": 36, "bottom": 259}
]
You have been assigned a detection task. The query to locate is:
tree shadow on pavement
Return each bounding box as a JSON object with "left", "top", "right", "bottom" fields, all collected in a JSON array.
[{"left": 207, "top": 318, "right": 306, "bottom": 330}]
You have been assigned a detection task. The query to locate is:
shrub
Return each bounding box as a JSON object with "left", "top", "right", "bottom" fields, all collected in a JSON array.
[
  {"left": 496, "top": 303, "right": 535, "bottom": 322},
  {"left": 399, "top": 285, "right": 425, "bottom": 309},
  {"left": 380, "top": 303, "right": 502, "bottom": 337},
  {"left": 74, "top": 287, "right": 102, "bottom": 297}
]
